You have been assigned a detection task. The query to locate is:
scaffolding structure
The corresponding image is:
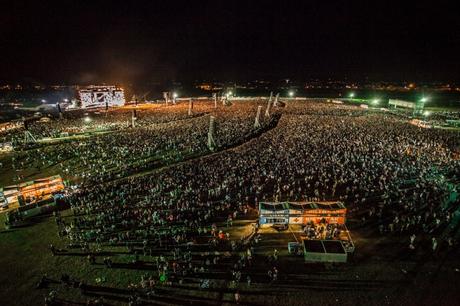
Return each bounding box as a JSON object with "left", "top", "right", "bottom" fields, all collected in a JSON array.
[{"left": 24, "top": 130, "right": 37, "bottom": 144}]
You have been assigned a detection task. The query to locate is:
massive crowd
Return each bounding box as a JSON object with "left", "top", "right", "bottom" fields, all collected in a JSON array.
[
  {"left": 2, "top": 99, "right": 459, "bottom": 304},
  {"left": 1, "top": 102, "right": 273, "bottom": 183}
]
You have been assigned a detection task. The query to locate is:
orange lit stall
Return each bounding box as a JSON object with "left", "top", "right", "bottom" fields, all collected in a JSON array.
[
  {"left": 0, "top": 175, "right": 64, "bottom": 209},
  {"left": 306, "top": 202, "right": 347, "bottom": 225},
  {"left": 260, "top": 201, "right": 347, "bottom": 226},
  {"left": 18, "top": 175, "right": 65, "bottom": 205}
]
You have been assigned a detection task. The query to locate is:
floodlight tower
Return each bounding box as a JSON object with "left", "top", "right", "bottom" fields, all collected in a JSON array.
[
  {"left": 254, "top": 105, "right": 262, "bottom": 129},
  {"left": 131, "top": 109, "right": 137, "bottom": 128},
  {"left": 56, "top": 103, "right": 63, "bottom": 119},
  {"left": 188, "top": 98, "right": 194, "bottom": 116},
  {"left": 273, "top": 93, "right": 280, "bottom": 106},
  {"left": 214, "top": 93, "right": 218, "bottom": 108},
  {"left": 172, "top": 93, "right": 178, "bottom": 104},
  {"left": 207, "top": 116, "right": 216, "bottom": 150},
  {"left": 265, "top": 92, "right": 273, "bottom": 117},
  {"left": 163, "top": 92, "right": 170, "bottom": 104}
]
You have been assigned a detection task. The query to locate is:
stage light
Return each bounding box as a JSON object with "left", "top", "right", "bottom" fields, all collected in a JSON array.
[
  {"left": 349, "top": 92, "right": 355, "bottom": 98},
  {"left": 173, "top": 93, "right": 178, "bottom": 98},
  {"left": 289, "top": 90, "right": 294, "bottom": 97}
]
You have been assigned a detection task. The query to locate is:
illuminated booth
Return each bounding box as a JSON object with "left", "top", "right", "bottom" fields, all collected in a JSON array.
[
  {"left": 0, "top": 175, "right": 65, "bottom": 210},
  {"left": 259, "top": 201, "right": 347, "bottom": 227},
  {"left": 258, "top": 202, "right": 289, "bottom": 226}
]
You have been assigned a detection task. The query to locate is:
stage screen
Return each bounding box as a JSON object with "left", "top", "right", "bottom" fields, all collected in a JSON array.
[{"left": 78, "top": 86, "right": 125, "bottom": 108}]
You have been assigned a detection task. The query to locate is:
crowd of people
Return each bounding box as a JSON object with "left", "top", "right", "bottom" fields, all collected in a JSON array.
[
  {"left": 1, "top": 98, "right": 459, "bottom": 304},
  {"left": 1, "top": 102, "right": 273, "bottom": 184}
]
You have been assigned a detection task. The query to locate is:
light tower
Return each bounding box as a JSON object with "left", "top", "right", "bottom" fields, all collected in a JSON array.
[
  {"left": 207, "top": 116, "right": 216, "bottom": 150},
  {"left": 56, "top": 103, "right": 63, "bottom": 119},
  {"left": 188, "top": 98, "right": 194, "bottom": 116},
  {"left": 131, "top": 109, "right": 137, "bottom": 128},
  {"left": 273, "top": 93, "right": 280, "bottom": 107},
  {"left": 265, "top": 92, "right": 273, "bottom": 117},
  {"left": 172, "top": 92, "right": 178, "bottom": 104},
  {"left": 213, "top": 93, "right": 218, "bottom": 108},
  {"left": 254, "top": 105, "right": 262, "bottom": 129},
  {"left": 163, "top": 92, "right": 170, "bottom": 104}
]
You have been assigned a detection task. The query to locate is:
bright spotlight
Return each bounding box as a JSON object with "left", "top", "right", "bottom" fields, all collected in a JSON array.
[
  {"left": 173, "top": 92, "right": 178, "bottom": 98},
  {"left": 41, "top": 99, "right": 46, "bottom": 103},
  {"left": 421, "top": 97, "right": 428, "bottom": 103},
  {"left": 63, "top": 98, "right": 69, "bottom": 102},
  {"left": 423, "top": 110, "right": 431, "bottom": 117},
  {"left": 288, "top": 90, "right": 294, "bottom": 97},
  {"left": 372, "top": 99, "right": 380, "bottom": 105},
  {"left": 349, "top": 92, "right": 355, "bottom": 98},
  {"left": 84, "top": 116, "right": 91, "bottom": 123},
  {"left": 228, "top": 90, "right": 233, "bottom": 96}
]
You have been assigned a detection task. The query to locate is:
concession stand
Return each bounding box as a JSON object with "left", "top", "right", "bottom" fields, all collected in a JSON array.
[
  {"left": 258, "top": 201, "right": 354, "bottom": 262},
  {"left": 259, "top": 201, "right": 347, "bottom": 227},
  {"left": 0, "top": 175, "right": 65, "bottom": 210},
  {"left": 258, "top": 202, "right": 289, "bottom": 227}
]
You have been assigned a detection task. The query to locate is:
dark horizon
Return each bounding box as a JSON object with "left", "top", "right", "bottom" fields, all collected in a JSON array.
[{"left": 1, "top": 0, "right": 460, "bottom": 85}]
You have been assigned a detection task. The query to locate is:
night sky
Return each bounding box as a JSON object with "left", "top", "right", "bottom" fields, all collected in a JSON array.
[{"left": 1, "top": 0, "right": 459, "bottom": 85}]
